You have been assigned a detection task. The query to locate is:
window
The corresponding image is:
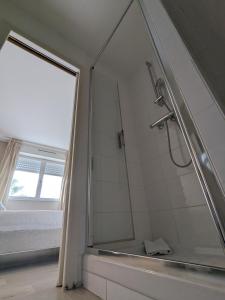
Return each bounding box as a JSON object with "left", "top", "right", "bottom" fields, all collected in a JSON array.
[{"left": 9, "top": 155, "right": 65, "bottom": 201}]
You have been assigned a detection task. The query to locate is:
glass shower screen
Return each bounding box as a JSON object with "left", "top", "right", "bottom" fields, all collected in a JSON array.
[{"left": 90, "top": 68, "right": 134, "bottom": 245}]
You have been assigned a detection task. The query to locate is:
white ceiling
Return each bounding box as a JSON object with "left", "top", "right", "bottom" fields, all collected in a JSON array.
[
  {"left": 0, "top": 40, "right": 76, "bottom": 149},
  {"left": 6, "top": 0, "right": 153, "bottom": 78},
  {"left": 8, "top": 0, "right": 131, "bottom": 59}
]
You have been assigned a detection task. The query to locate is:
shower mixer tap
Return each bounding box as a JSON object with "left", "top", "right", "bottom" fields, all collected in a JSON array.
[
  {"left": 146, "top": 61, "right": 192, "bottom": 168},
  {"left": 150, "top": 111, "right": 175, "bottom": 129}
]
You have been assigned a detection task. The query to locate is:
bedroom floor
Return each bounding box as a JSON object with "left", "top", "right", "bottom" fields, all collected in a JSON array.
[{"left": 0, "top": 262, "right": 100, "bottom": 300}]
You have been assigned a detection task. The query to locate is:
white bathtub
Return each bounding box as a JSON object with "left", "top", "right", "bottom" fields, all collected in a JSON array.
[
  {"left": 0, "top": 210, "right": 63, "bottom": 254},
  {"left": 83, "top": 253, "right": 225, "bottom": 300}
]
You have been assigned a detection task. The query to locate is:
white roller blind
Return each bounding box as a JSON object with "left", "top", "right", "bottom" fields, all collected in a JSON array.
[
  {"left": 16, "top": 156, "right": 41, "bottom": 173},
  {"left": 45, "top": 162, "right": 65, "bottom": 177}
]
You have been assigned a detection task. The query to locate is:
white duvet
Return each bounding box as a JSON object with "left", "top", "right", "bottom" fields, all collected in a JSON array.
[
  {"left": 0, "top": 210, "right": 63, "bottom": 232},
  {"left": 0, "top": 210, "right": 63, "bottom": 254}
]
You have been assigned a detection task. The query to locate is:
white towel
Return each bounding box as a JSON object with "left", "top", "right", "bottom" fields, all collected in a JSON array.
[{"left": 144, "top": 238, "right": 172, "bottom": 256}]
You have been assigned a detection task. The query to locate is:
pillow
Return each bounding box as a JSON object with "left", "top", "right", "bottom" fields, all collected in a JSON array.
[{"left": 0, "top": 203, "right": 6, "bottom": 211}]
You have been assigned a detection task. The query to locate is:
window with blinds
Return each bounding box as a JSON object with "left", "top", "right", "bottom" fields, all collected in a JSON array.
[{"left": 9, "top": 155, "right": 65, "bottom": 200}]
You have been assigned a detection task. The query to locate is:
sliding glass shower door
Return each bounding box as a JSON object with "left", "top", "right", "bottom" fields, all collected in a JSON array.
[{"left": 89, "top": 68, "right": 134, "bottom": 245}]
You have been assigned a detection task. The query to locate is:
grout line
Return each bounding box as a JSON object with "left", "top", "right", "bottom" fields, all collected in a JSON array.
[{"left": 149, "top": 203, "right": 207, "bottom": 213}]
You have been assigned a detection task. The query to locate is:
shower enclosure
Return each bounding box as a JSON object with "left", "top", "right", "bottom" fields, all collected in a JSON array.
[{"left": 87, "top": 0, "right": 225, "bottom": 270}]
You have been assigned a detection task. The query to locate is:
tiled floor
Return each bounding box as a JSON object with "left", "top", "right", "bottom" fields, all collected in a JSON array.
[{"left": 0, "top": 262, "right": 100, "bottom": 300}]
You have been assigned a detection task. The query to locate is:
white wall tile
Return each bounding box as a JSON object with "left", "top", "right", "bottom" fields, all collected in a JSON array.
[
  {"left": 133, "top": 212, "right": 152, "bottom": 241},
  {"left": 93, "top": 155, "right": 127, "bottom": 184},
  {"left": 130, "top": 185, "right": 149, "bottom": 212},
  {"left": 145, "top": 181, "right": 172, "bottom": 211},
  {"left": 179, "top": 172, "right": 206, "bottom": 206},
  {"left": 93, "top": 99, "right": 118, "bottom": 138},
  {"left": 93, "top": 181, "right": 130, "bottom": 213},
  {"left": 166, "top": 177, "right": 187, "bottom": 209},
  {"left": 136, "top": 131, "right": 160, "bottom": 161},
  {"left": 83, "top": 271, "right": 106, "bottom": 300},
  {"left": 161, "top": 146, "right": 193, "bottom": 179},
  {"left": 93, "top": 131, "right": 119, "bottom": 158},
  {"left": 169, "top": 172, "right": 206, "bottom": 208},
  {"left": 125, "top": 142, "right": 140, "bottom": 164},
  {"left": 93, "top": 212, "right": 133, "bottom": 244},
  {"left": 127, "top": 161, "right": 145, "bottom": 188},
  {"left": 150, "top": 210, "right": 179, "bottom": 247},
  {"left": 141, "top": 156, "right": 165, "bottom": 184},
  {"left": 174, "top": 206, "right": 221, "bottom": 248}
]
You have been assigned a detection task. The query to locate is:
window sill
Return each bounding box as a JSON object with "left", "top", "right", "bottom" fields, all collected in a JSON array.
[{"left": 8, "top": 197, "right": 60, "bottom": 202}]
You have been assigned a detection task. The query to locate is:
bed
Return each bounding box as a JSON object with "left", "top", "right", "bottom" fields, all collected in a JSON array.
[{"left": 0, "top": 210, "right": 63, "bottom": 254}]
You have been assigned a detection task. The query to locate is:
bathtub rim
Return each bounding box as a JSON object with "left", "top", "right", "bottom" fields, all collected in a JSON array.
[{"left": 87, "top": 246, "right": 225, "bottom": 276}]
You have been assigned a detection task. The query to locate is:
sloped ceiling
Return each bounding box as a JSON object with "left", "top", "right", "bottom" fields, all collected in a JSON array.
[
  {"left": 2, "top": 0, "right": 153, "bottom": 78},
  {"left": 161, "top": 0, "right": 225, "bottom": 113},
  {"left": 7, "top": 0, "right": 131, "bottom": 59}
]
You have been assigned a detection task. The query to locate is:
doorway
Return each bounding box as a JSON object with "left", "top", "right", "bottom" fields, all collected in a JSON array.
[{"left": 0, "top": 31, "right": 79, "bottom": 268}]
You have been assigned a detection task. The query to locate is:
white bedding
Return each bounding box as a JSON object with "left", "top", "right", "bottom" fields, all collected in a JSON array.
[
  {"left": 0, "top": 210, "right": 63, "bottom": 231},
  {"left": 0, "top": 210, "right": 63, "bottom": 254}
]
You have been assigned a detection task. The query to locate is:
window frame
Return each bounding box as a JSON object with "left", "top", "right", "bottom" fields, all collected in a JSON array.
[{"left": 9, "top": 155, "right": 65, "bottom": 202}]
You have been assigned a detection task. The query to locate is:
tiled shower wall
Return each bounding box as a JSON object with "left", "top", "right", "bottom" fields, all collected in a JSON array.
[
  {"left": 125, "top": 62, "right": 223, "bottom": 254},
  {"left": 92, "top": 68, "right": 151, "bottom": 246},
  {"left": 92, "top": 70, "right": 134, "bottom": 244},
  {"left": 119, "top": 80, "right": 152, "bottom": 244}
]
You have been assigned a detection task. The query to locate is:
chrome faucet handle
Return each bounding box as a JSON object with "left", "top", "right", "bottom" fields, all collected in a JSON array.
[
  {"left": 150, "top": 111, "right": 175, "bottom": 129},
  {"left": 154, "top": 95, "right": 165, "bottom": 107},
  {"left": 154, "top": 95, "right": 163, "bottom": 104}
]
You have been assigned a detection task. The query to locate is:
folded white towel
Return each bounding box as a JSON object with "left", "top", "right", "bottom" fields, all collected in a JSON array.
[{"left": 144, "top": 238, "right": 172, "bottom": 256}]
